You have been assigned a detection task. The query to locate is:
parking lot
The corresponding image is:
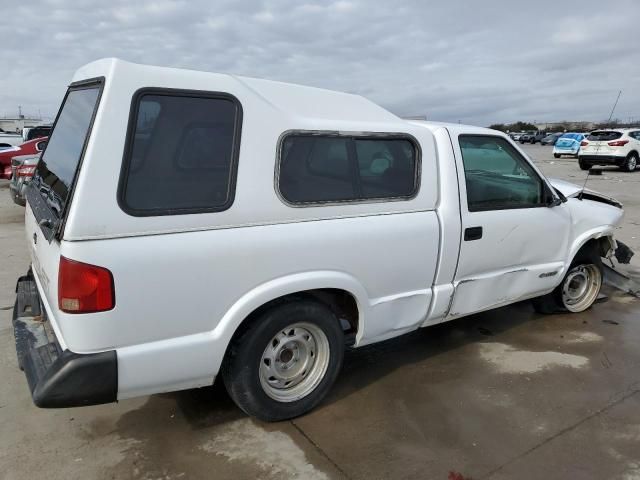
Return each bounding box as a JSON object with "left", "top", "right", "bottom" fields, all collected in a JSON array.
[{"left": 0, "top": 143, "right": 639, "bottom": 480}]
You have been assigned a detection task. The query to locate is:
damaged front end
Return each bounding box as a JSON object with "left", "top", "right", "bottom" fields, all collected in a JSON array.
[
  {"left": 614, "top": 240, "right": 634, "bottom": 264},
  {"left": 549, "top": 178, "right": 634, "bottom": 267},
  {"left": 549, "top": 178, "right": 623, "bottom": 209}
]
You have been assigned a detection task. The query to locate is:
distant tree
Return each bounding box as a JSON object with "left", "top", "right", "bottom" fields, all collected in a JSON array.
[
  {"left": 487, "top": 121, "right": 538, "bottom": 132},
  {"left": 508, "top": 121, "right": 538, "bottom": 132}
]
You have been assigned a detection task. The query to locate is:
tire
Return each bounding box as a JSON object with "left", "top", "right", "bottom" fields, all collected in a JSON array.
[
  {"left": 622, "top": 152, "right": 638, "bottom": 172},
  {"left": 554, "top": 153, "right": 560, "bottom": 158},
  {"left": 222, "top": 299, "right": 344, "bottom": 421},
  {"left": 530, "top": 138, "right": 536, "bottom": 144},
  {"left": 532, "top": 247, "right": 603, "bottom": 314},
  {"left": 579, "top": 160, "right": 590, "bottom": 171}
]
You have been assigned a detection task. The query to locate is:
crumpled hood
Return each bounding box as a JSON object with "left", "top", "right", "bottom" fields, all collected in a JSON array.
[{"left": 549, "top": 178, "right": 622, "bottom": 208}]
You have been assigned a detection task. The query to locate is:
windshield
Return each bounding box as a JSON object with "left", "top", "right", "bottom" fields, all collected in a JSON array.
[
  {"left": 33, "top": 84, "right": 101, "bottom": 217},
  {"left": 560, "top": 133, "right": 581, "bottom": 140}
]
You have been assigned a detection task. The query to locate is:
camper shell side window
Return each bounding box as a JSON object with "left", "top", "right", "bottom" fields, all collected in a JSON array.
[
  {"left": 277, "top": 131, "right": 421, "bottom": 206},
  {"left": 118, "top": 88, "right": 243, "bottom": 217}
]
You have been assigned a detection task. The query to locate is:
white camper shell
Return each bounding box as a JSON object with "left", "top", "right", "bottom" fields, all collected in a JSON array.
[{"left": 14, "top": 59, "right": 627, "bottom": 420}]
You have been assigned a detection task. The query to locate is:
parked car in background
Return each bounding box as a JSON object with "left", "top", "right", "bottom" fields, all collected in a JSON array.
[
  {"left": 9, "top": 153, "right": 40, "bottom": 205},
  {"left": 518, "top": 131, "right": 535, "bottom": 143},
  {"left": 0, "top": 132, "right": 24, "bottom": 149},
  {"left": 520, "top": 131, "right": 547, "bottom": 144},
  {"left": 511, "top": 132, "right": 526, "bottom": 141},
  {"left": 0, "top": 136, "right": 47, "bottom": 179},
  {"left": 541, "top": 132, "right": 563, "bottom": 145},
  {"left": 553, "top": 133, "right": 585, "bottom": 158},
  {"left": 23, "top": 125, "right": 52, "bottom": 142},
  {"left": 12, "top": 58, "right": 629, "bottom": 422},
  {"left": 578, "top": 129, "right": 640, "bottom": 171}
]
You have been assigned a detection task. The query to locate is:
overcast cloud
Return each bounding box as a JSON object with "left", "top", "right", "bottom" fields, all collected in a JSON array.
[{"left": 1, "top": 0, "right": 638, "bottom": 126}]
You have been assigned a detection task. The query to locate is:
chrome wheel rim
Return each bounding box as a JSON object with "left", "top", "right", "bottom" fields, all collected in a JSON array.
[
  {"left": 629, "top": 156, "right": 637, "bottom": 170},
  {"left": 561, "top": 264, "right": 601, "bottom": 312},
  {"left": 259, "top": 322, "right": 330, "bottom": 402}
]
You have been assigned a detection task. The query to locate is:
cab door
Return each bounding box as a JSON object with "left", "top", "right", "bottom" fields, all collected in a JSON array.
[{"left": 448, "top": 133, "right": 571, "bottom": 318}]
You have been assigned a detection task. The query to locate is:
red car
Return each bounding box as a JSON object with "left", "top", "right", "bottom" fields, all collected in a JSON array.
[{"left": 0, "top": 137, "right": 47, "bottom": 179}]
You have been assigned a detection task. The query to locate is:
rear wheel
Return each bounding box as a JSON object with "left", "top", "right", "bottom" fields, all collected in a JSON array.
[
  {"left": 222, "top": 299, "right": 344, "bottom": 421},
  {"left": 622, "top": 152, "right": 638, "bottom": 172},
  {"left": 530, "top": 138, "right": 536, "bottom": 144},
  {"left": 579, "top": 160, "right": 590, "bottom": 171},
  {"left": 532, "top": 248, "right": 603, "bottom": 314}
]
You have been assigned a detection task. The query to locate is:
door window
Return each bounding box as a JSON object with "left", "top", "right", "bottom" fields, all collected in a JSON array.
[{"left": 459, "top": 135, "right": 545, "bottom": 212}]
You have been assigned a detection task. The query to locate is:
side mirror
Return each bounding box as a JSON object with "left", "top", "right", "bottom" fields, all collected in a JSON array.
[
  {"left": 545, "top": 186, "right": 565, "bottom": 207},
  {"left": 547, "top": 196, "right": 563, "bottom": 207}
]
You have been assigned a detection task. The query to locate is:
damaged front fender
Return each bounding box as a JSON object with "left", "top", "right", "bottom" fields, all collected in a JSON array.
[{"left": 614, "top": 240, "right": 634, "bottom": 264}]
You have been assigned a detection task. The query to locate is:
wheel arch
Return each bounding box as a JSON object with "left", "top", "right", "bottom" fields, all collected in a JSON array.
[
  {"left": 213, "top": 271, "right": 367, "bottom": 361},
  {"left": 567, "top": 231, "right": 614, "bottom": 272}
]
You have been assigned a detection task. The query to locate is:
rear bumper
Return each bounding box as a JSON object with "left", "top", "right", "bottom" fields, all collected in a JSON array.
[
  {"left": 578, "top": 155, "right": 626, "bottom": 166},
  {"left": 13, "top": 274, "right": 118, "bottom": 408}
]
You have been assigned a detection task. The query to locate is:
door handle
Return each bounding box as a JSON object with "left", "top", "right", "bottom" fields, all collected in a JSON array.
[{"left": 464, "top": 226, "right": 483, "bottom": 241}]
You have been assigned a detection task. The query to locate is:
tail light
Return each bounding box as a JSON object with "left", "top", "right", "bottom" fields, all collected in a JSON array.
[
  {"left": 608, "top": 140, "right": 629, "bottom": 147},
  {"left": 16, "top": 165, "right": 36, "bottom": 178},
  {"left": 580, "top": 141, "right": 589, "bottom": 147},
  {"left": 58, "top": 256, "right": 115, "bottom": 313}
]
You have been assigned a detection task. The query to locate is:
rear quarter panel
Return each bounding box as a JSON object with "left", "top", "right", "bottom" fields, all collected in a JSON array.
[{"left": 59, "top": 211, "right": 440, "bottom": 353}]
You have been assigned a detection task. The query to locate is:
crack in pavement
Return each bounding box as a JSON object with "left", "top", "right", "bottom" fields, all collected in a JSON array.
[
  {"left": 291, "top": 420, "right": 352, "bottom": 480},
  {"left": 481, "top": 385, "right": 640, "bottom": 479}
]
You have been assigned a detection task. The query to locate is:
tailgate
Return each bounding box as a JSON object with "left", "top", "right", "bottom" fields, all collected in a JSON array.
[
  {"left": 22, "top": 79, "right": 103, "bottom": 343},
  {"left": 24, "top": 200, "right": 66, "bottom": 345}
]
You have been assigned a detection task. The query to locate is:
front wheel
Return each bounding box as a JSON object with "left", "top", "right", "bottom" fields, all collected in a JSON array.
[
  {"left": 560, "top": 264, "right": 602, "bottom": 312},
  {"left": 222, "top": 299, "right": 344, "bottom": 421},
  {"left": 532, "top": 249, "right": 603, "bottom": 314},
  {"left": 554, "top": 153, "right": 560, "bottom": 158}
]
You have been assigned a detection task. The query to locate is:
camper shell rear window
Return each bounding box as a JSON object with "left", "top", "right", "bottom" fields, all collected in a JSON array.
[
  {"left": 31, "top": 78, "right": 103, "bottom": 221},
  {"left": 118, "top": 88, "right": 243, "bottom": 216}
]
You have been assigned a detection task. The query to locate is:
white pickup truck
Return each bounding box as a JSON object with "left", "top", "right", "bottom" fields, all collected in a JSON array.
[
  {"left": 0, "top": 132, "right": 24, "bottom": 148},
  {"left": 13, "top": 59, "right": 628, "bottom": 421}
]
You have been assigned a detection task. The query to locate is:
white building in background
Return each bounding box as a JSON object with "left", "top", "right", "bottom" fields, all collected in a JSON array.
[
  {"left": 0, "top": 116, "right": 49, "bottom": 133},
  {"left": 534, "top": 121, "right": 597, "bottom": 132}
]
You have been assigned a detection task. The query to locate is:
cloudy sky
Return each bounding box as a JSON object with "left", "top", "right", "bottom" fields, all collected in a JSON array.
[{"left": 1, "top": 0, "right": 638, "bottom": 126}]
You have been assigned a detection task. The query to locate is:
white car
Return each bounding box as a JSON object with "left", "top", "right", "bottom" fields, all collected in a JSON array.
[
  {"left": 578, "top": 129, "right": 640, "bottom": 171},
  {"left": 13, "top": 59, "right": 628, "bottom": 421}
]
